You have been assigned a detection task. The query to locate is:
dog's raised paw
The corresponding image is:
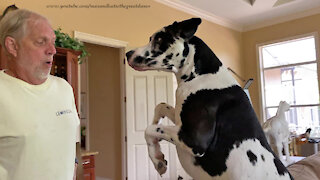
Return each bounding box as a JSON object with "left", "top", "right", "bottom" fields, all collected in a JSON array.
[{"left": 157, "top": 161, "right": 167, "bottom": 175}]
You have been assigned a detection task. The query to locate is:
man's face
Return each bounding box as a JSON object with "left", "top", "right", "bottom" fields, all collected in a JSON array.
[{"left": 15, "top": 18, "right": 56, "bottom": 84}]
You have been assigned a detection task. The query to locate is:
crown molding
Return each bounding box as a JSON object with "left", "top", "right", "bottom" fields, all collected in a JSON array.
[
  {"left": 155, "top": 0, "right": 320, "bottom": 32},
  {"left": 154, "top": 0, "right": 243, "bottom": 32},
  {"left": 74, "top": 31, "right": 128, "bottom": 48},
  {"left": 243, "top": 6, "right": 320, "bottom": 31}
]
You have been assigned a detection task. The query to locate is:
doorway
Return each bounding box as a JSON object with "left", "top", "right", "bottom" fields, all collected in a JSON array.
[{"left": 75, "top": 31, "right": 127, "bottom": 180}]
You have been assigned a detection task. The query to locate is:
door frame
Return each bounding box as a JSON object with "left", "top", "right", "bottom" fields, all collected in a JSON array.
[{"left": 74, "top": 31, "right": 128, "bottom": 180}]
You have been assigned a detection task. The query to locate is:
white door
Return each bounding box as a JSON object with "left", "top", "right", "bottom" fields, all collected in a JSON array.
[{"left": 125, "top": 63, "right": 179, "bottom": 180}]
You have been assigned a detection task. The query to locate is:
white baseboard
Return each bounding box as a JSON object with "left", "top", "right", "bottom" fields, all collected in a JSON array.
[{"left": 96, "top": 177, "right": 112, "bottom": 180}]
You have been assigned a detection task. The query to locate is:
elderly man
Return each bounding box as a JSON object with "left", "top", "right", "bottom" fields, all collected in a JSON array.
[{"left": 0, "top": 9, "right": 80, "bottom": 180}]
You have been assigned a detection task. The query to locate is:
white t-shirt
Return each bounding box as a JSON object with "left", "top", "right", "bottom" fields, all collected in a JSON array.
[{"left": 0, "top": 70, "right": 80, "bottom": 180}]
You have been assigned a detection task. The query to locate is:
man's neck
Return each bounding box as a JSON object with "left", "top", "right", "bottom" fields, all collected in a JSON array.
[{"left": 4, "top": 69, "right": 46, "bottom": 85}]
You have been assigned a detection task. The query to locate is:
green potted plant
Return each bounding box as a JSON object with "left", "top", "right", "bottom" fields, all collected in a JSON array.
[{"left": 54, "top": 28, "right": 89, "bottom": 64}]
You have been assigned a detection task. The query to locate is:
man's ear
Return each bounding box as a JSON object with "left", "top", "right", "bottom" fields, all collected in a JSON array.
[
  {"left": 4, "top": 36, "right": 18, "bottom": 58},
  {"left": 178, "top": 18, "right": 202, "bottom": 40}
]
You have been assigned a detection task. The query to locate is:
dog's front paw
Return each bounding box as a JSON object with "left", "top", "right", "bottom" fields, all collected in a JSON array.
[
  {"left": 146, "top": 136, "right": 168, "bottom": 175},
  {"left": 151, "top": 149, "right": 168, "bottom": 175},
  {"left": 285, "top": 158, "right": 294, "bottom": 164},
  {"left": 156, "top": 160, "right": 167, "bottom": 175}
]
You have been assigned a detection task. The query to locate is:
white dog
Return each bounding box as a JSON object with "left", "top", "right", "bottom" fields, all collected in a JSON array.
[{"left": 263, "top": 101, "right": 293, "bottom": 164}]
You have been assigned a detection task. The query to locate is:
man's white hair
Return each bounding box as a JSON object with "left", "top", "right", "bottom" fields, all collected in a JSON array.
[{"left": 0, "top": 9, "right": 49, "bottom": 50}]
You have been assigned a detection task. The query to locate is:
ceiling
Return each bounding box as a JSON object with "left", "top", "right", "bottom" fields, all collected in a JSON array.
[{"left": 155, "top": 0, "right": 320, "bottom": 31}]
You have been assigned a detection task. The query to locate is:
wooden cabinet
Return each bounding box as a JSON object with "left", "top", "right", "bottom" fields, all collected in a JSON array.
[
  {"left": 79, "top": 152, "right": 98, "bottom": 180},
  {"left": 52, "top": 47, "right": 81, "bottom": 109},
  {"left": 82, "top": 155, "right": 96, "bottom": 180}
]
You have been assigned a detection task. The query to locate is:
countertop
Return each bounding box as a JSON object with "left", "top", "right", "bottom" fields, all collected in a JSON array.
[{"left": 81, "top": 150, "right": 99, "bottom": 157}]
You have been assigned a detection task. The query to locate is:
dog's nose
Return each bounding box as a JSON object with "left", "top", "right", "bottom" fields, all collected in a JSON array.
[{"left": 126, "top": 50, "right": 134, "bottom": 60}]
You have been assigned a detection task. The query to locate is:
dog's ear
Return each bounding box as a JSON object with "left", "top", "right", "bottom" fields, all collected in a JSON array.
[
  {"left": 178, "top": 18, "right": 202, "bottom": 40},
  {"left": 167, "top": 18, "right": 202, "bottom": 40}
]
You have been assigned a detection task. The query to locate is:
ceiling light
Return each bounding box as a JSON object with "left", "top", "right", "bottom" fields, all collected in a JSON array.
[
  {"left": 243, "top": 0, "right": 256, "bottom": 6},
  {"left": 273, "top": 0, "right": 296, "bottom": 7}
]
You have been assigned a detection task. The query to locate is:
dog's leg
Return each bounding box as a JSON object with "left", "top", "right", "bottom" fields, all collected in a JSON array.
[
  {"left": 265, "top": 133, "right": 271, "bottom": 145},
  {"left": 145, "top": 133, "right": 167, "bottom": 176},
  {"left": 152, "top": 103, "right": 176, "bottom": 125},
  {"left": 283, "top": 140, "right": 292, "bottom": 163},
  {"left": 145, "top": 103, "right": 176, "bottom": 176},
  {"left": 145, "top": 125, "right": 179, "bottom": 175},
  {"left": 275, "top": 140, "right": 283, "bottom": 161},
  {"left": 145, "top": 124, "right": 195, "bottom": 175}
]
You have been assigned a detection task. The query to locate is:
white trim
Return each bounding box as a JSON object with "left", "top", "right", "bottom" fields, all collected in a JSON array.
[
  {"left": 263, "top": 60, "right": 317, "bottom": 70},
  {"left": 258, "top": 33, "right": 317, "bottom": 47},
  {"left": 267, "top": 104, "right": 320, "bottom": 109},
  {"left": 155, "top": 0, "right": 320, "bottom": 32},
  {"left": 74, "top": 31, "right": 128, "bottom": 48},
  {"left": 244, "top": 6, "right": 320, "bottom": 31},
  {"left": 315, "top": 33, "right": 320, "bottom": 104},
  {"left": 256, "top": 32, "right": 319, "bottom": 122},
  {"left": 119, "top": 48, "right": 128, "bottom": 180},
  {"left": 74, "top": 31, "right": 128, "bottom": 180},
  {"left": 96, "top": 177, "right": 112, "bottom": 180},
  {"left": 154, "top": 0, "right": 243, "bottom": 32},
  {"left": 256, "top": 44, "right": 266, "bottom": 122}
]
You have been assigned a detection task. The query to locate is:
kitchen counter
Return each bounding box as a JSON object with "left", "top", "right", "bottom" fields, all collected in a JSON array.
[
  {"left": 81, "top": 150, "right": 99, "bottom": 157},
  {"left": 80, "top": 151, "right": 98, "bottom": 180}
]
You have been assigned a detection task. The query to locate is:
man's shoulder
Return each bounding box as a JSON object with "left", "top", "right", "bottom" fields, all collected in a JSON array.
[
  {"left": 49, "top": 75, "right": 73, "bottom": 90},
  {"left": 0, "top": 70, "right": 13, "bottom": 85},
  {"left": 50, "top": 75, "right": 69, "bottom": 85}
]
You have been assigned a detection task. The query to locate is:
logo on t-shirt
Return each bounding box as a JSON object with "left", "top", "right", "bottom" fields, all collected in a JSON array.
[{"left": 56, "top": 109, "right": 72, "bottom": 116}]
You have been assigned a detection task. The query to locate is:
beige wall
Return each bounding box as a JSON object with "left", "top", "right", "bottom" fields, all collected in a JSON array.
[
  {"left": 243, "top": 14, "right": 320, "bottom": 122},
  {"left": 85, "top": 43, "right": 122, "bottom": 180},
  {"left": 0, "top": 0, "right": 243, "bottom": 76}
]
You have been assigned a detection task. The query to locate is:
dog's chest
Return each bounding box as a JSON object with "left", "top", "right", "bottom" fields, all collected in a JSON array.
[{"left": 174, "top": 66, "right": 238, "bottom": 124}]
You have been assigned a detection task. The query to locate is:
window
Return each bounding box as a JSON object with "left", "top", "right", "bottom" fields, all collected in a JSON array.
[{"left": 258, "top": 34, "right": 320, "bottom": 134}]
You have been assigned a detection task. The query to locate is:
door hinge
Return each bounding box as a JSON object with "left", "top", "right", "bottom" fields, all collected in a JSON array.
[
  {"left": 124, "top": 96, "right": 126, "bottom": 103},
  {"left": 125, "top": 136, "right": 127, "bottom": 142}
]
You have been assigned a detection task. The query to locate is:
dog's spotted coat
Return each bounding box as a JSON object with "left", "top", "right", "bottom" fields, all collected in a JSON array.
[{"left": 126, "top": 18, "right": 293, "bottom": 180}]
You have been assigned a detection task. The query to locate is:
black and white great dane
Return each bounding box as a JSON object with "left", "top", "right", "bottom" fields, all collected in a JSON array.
[{"left": 126, "top": 18, "right": 293, "bottom": 180}]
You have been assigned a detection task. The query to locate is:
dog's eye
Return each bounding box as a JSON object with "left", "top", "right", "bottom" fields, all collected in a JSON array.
[
  {"left": 155, "top": 37, "right": 162, "bottom": 43},
  {"left": 153, "top": 37, "right": 162, "bottom": 48}
]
